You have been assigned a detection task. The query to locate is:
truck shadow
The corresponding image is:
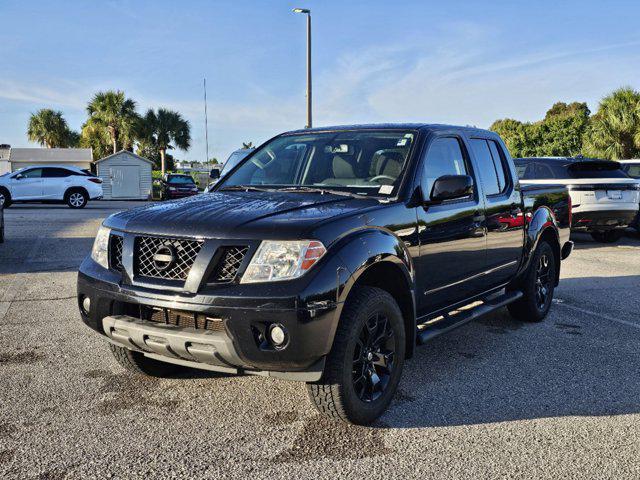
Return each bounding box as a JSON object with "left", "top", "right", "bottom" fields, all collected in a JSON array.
[{"left": 381, "top": 274, "right": 640, "bottom": 429}]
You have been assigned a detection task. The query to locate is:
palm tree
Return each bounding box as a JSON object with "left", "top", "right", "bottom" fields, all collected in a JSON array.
[
  {"left": 141, "top": 108, "right": 191, "bottom": 174},
  {"left": 27, "top": 109, "right": 75, "bottom": 148},
  {"left": 85, "top": 90, "right": 140, "bottom": 154},
  {"left": 584, "top": 87, "right": 640, "bottom": 159}
]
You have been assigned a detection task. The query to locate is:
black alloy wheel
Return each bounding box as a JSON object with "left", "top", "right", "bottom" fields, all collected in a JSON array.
[
  {"left": 534, "top": 252, "right": 552, "bottom": 310},
  {"left": 352, "top": 312, "right": 396, "bottom": 403}
]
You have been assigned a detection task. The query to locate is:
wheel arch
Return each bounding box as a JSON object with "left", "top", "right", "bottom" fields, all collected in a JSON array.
[
  {"left": 333, "top": 228, "right": 417, "bottom": 359},
  {"left": 64, "top": 186, "right": 89, "bottom": 200},
  {"left": 522, "top": 205, "right": 561, "bottom": 287}
]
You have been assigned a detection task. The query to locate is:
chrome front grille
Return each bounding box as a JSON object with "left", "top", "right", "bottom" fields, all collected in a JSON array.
[
  {"left": 109, "top": 234, "right": 124, "bottom": 272},
  {"left": 210, "top": 247, "right": 249, "bottom": 282},
  {"left": 134, "top": 236, "right": 203, "bottom": 280}
]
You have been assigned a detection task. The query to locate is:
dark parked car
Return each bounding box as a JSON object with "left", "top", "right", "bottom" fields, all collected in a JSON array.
[
  {"left": 78, "top": 124, "right": 572, "bottom": 424},
  {"left": 159, "top": 174, "right": 199, "bottom": 200}
]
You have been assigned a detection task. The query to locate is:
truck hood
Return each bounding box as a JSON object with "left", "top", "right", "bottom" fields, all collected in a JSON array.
[{"left": 103, "top": 191, "right": 379, "bottom": 239}]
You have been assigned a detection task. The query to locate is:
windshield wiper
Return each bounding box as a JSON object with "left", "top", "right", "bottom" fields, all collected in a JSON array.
[
  {"left": 219, "top": 185, "right": 275, "bottom": 192},
  {"left": 278, "top": 186, "right": 365, "bottom": 197}
]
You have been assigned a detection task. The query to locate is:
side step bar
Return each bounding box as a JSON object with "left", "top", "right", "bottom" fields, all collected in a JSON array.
[{"left": 417, "top": 290, "right": 523, "bottom": 345}]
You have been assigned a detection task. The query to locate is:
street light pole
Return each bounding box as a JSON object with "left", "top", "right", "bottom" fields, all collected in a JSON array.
[{"left": 293, "top": 8, "right": 312, "bottom": 128}]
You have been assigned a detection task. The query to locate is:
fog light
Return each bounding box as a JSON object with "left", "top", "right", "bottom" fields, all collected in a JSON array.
[
  {"left": 269, "top": 324, "right": 287, "bottom": 347},
  {"left": 82, "top": 296, "right": 91, "bottom": 314}
]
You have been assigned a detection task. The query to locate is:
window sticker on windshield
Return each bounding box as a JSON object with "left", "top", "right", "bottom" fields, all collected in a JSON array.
[
  {"left": 379, "top": 185, "right": 394, "bottom": 195},
  {"left": 396, "top": 138, "right": 408, "bottom": 146}
]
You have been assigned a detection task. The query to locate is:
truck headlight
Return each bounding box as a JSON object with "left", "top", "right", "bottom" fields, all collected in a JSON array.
[
  {"left": 241, "top": 240, "right": 326, "bottom": 284},
  {"left": 91, "top": 226, "right": 111, "bottom": 269}
]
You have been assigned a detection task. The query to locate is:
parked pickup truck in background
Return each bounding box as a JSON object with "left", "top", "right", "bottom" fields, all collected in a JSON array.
[
  {"left": 78, "top": 124, "right": 572, "bottom": 424},
  {"left": 515, "top": 156, "right": 640, "bottom": 243}
]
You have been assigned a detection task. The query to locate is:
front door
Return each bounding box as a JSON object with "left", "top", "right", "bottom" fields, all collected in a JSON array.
[
  {"left": 11, "top": 168, "right": 44, "bottom": 199},
  {"left": 414, "top": 135, "right": 487, "bottom": 317},
  {"left": 111, "top": 166, "right": 140, "bottom": 198}
]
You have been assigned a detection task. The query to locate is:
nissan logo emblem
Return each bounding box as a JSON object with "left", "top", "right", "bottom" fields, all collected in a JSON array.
[{"left": 152, "top": 245, "right": 176, "bottom": 271}]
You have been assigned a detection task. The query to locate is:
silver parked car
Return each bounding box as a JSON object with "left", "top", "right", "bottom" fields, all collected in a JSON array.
[{"left": 204, "top": 148, "right": 254, "bottom": 193}]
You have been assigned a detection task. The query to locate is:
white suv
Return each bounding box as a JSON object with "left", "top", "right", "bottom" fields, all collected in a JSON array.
[
  {"left": 0, "top": 165, "right": 103, "bottom": 209},
  {"left": 515, "top": 157, "right": 640, "bottom": 243}
]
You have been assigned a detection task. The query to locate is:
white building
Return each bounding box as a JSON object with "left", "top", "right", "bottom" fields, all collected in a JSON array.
[
  {"left": 0, "top": 147, "right": 93, "bottom": 174},
  {"left": 95, "top": 150, "right": 153, "bottom": 200}
]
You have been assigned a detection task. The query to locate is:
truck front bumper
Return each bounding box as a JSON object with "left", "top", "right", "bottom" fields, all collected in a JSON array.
[{"left": 77, "top": 258, "right": 345, "bottom": 381}]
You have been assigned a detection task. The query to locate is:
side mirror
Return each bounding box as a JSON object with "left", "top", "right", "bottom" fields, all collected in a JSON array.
[
  {"left": 14, "top": 174, "right": 23, "bottom": 180},
  {"left": 429, "top": 175, "right": 474, "bottom": 203},
  {"left": 209, "top": 169, "right": 220, "bottom": 180}
]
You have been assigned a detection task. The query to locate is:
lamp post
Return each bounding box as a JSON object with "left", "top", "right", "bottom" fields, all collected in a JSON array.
[{"left": 292, "top": 8, "right": 312, "bottom": 128}]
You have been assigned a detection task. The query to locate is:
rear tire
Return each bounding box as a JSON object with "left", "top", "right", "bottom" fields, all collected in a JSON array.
[
  {"left": 306, "top": 286, "right": 405, "bottom": 425},
  {"left": 508, "top": 241, "right": 556, "bottom": 322},
  {"left": 591, "top": 230, "right": 624, "bottom": 243},
  {"left": 0, "top": 188, "right": 11, "bottom": 208},
  {"left": 66, "top": 189, "right": 88, "bottom": 209},
  {"left": 109, "top": 344, "right": 186, "bottom": 377}
]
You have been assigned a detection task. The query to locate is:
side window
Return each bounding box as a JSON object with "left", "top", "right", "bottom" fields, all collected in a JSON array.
[
  {"left": 470, "top": 139, "right": 501, "bottom": 195},
  {"left": 21, "top": 168, "right": 43, "bottom": 178},
  {"left": 487, "top": 140, "right": 509, "bottom": 191},
  {"left": 421, "top": 137, "right": 469, "bottom": 197},
  {"left": 42, "top": 168, "right": 72, "bottom": 178}
]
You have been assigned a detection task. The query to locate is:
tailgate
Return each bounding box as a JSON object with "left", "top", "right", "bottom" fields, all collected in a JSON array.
[{"left": 567, "top": 180, "right": 640, "bottom": 206}]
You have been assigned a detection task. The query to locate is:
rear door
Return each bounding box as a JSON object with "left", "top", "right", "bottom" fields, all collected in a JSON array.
[
  {"left": 41, "top": 167, "right": 73, "bottom": 199},
  {"left": 414, "top": 134, "right": 487, "bottom": 316},
  {"left": 11, "top": 168, "right": 44, "bottom": 199},
  {"left": 469, "top": 137, "right": 523, "bottom": 286}
]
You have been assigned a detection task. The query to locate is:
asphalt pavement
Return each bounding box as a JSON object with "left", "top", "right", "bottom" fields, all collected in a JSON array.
[{"left": 1, "top": 201, "right": 639, "bottom": 479}]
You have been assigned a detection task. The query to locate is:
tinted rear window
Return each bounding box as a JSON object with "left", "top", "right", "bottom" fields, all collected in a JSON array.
[
  {"left": 167, "top": 176, "right": 195, "bottom": 184},
  {"left": 621, "top": 164, "right": 640, "bottom": 179},
  {"left": 516, "top": 159, "right": 629, "bottom": 179},
  {"left": 566, "top": 162, "right": 629, "bottom": 179}
]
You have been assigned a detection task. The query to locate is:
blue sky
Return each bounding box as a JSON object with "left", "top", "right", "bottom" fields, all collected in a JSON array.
[{"left": 1, "top": 0, "right": 640, "bottom": 162}]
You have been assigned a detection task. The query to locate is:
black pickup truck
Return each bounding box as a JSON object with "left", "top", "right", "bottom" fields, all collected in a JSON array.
[{"left": 78, "top": 124, "right": 572, "bottom": 424}]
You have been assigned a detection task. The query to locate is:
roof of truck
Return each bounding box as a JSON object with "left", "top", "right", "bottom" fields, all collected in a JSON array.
[{"left": 283, "top": 123, "right": 493, "bottom": 135}]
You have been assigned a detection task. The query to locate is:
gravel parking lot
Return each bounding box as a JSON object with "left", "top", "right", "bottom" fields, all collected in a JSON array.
[{"left": 1, "top": 201, "right": 639, "bottom": 479}]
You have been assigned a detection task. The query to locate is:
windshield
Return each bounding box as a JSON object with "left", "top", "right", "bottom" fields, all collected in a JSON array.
[
  {"left": 218, "top": 130, "right": 416, "bottom": 196},
  {"left": 167, "top": 175, "right": 195, "bottom": 184},
  {"left": 221, "top": 150, "right": 251, "bottom": 175}
]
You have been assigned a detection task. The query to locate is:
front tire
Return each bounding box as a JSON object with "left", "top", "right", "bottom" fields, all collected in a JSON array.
[
  {"left": 591, "top": 230, "right": 624, "bottom": 243},
  {"left": 66, "top": 189, "right": 88, "bottom": 209},
  {"left": 306, "top": 286, "right": 405, "bottom": 425},
  {"left": 508, "top": 241, "right": 556, "bottom": 322},
  {"left": 109, "top": 344, "right": 185, "bottom": 377},
  {"left": 0, "top": 188, "right": 11, "bottom": 208}
]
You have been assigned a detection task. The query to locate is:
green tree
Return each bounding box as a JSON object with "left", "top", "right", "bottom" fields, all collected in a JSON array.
[
  {"left": 27, "top": 109, "right": 76, "bottom": 148},
  {"left": 490, "top": 118, "right": 539, "bottom": 157},
  {"left": 140, "top": 108, "right": 191, "bottom": 174},
  {"left": 536, "top": 102, "right": 590, "bottom": 156},
  {"left": 83, "top": 90, "right": 140, "bottom": 155},
  {"left": 584, "top": 87, "right": 640, "bottom": 159}
]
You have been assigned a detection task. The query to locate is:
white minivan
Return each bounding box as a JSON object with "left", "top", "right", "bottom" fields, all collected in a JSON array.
[
  {"left": 0, "top": 165, "right": 103, "bottom": 209},
  {"left": 515, "top": 157, "right": 640, "bottom": 242}
]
